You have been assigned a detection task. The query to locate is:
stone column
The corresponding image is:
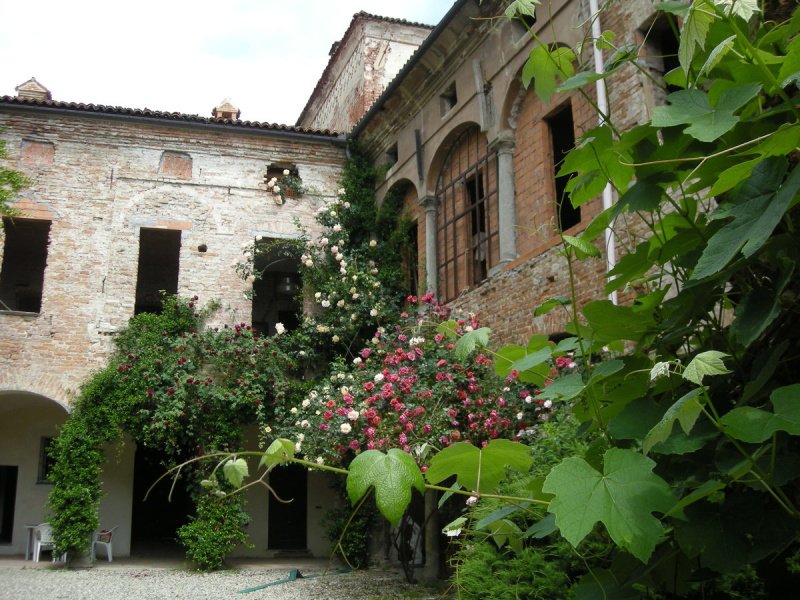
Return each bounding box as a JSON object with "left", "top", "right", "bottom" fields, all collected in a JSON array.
[
  {"left": 489, "top": 132, "right": 517, "bottom": 264},
  {"left": 419, "top": 195, "right": 439, "bottom": 296}
]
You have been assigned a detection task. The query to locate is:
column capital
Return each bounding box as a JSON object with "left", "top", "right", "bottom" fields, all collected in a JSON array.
[
  {"left": 488, "top": 131, "right": 516, "bottom": 155},
  {"left": 418, "top": 194, "right": 439, "bottom": 211}
]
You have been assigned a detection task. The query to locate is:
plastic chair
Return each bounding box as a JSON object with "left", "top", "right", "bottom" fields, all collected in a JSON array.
[
  {"left": 33, "top": 523, "right": 63, "bottom": 562},
  {"left": 91, "top": 527, "right": 118, "bottom": 562}
]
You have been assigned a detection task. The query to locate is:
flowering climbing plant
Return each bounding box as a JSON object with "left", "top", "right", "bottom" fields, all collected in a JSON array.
[{"left": 272, "top": 294, "right": 568, "bottom": 466}]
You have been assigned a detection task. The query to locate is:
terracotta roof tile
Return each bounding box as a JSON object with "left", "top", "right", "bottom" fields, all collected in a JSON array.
[{"left": 0, "top": 95, "right": 343, "bottom": 138}]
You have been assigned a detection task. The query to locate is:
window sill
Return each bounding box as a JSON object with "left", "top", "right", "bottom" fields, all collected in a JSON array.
[{"left": 0, "top": 309, "right": 40, "bottom": 317}]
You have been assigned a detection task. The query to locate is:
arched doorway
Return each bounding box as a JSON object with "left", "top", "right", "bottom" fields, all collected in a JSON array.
[{"left": 0, "top": 391, "right": 67, "bottom": 556}]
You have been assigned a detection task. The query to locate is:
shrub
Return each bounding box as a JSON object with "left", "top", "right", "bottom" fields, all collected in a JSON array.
[{"left": 177, "top": 492, "right": 250, "bottom": 570}]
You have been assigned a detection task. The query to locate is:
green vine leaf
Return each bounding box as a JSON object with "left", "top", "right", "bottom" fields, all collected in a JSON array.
[
  {"left": 523, "top": 45, "right": 576, "bottom": 102},
  {"left": 643, "top": 388, "right": 705, "bottom": 454},
  {"left": 222, "top": 457, "right": 249, "bottom": 488},
  {"left": 651, "top": 84, "right": 761, "bottom": 142},
  {"left": 259, "top": 438, "right": 295, "bottom": 469},
  {"left": 714, "top": 0, "right": 759, "bottom": 20},
  {"left": 346, "top": 449, "right": 424, "bottom": 526},
  {"left": 720, "top": 384, "right": 800, "bottom": 443},
  {"left": 679, "top": 0, "right": 716, "bottom": 74},
  {"left": 563, "top": 234, "right": 601, "bottom": 258},
  {"left": 691, "top": 160, "right": 800, "bottom": 281},
  {"left": 425, "top": 440, "right": 532, "bottom": 494},
  {"left": 543, "top": 448, "right": 674, "bottom": 562},
  {"left": 504, "top": 0, "right": 540, "bottom": 19},
  {"left": 682, "top": 351, "right": 731, "bottom": 385},
  {"left": 454, "top": 327, "right": 491, "bottom": 360}
]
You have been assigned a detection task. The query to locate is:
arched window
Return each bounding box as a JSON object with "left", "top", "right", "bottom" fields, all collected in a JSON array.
[{"left": 435, "top": 126, "right": 498, "bottom": 302}]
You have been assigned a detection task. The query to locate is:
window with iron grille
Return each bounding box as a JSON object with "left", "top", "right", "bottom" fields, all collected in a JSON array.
[{"left": 435, "top": 126, "right": 498, "bottom": 303}]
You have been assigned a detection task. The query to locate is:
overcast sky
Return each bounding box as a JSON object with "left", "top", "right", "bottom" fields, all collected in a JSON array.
[{"left": 1, "top": 0, "right": 453, "bottom": 126}]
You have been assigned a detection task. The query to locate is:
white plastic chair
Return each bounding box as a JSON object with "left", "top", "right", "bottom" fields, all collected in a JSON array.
[
  {"left": 32, "top": 523, "right": 63, "bottom": 562},
  {"left": 91, "top": 527, "right": 117, "bottom": 562}
]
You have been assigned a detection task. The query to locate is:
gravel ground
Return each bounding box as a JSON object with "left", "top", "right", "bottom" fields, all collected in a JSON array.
[{"left": 0, "top": 563, "right": 445, "bottom": 599}]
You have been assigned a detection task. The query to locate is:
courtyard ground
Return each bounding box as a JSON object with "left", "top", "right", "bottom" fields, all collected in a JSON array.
[{"left": 0, "top": 557, "right": 448, "bottom": 599}]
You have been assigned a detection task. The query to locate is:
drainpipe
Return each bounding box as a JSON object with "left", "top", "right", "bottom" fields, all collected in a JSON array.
[{"left": 588, "top": 0, "right": 618, "bottom": 305}]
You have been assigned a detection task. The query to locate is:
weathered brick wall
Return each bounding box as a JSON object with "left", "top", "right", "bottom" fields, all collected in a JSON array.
[
  {"left": 390, "top": 0, "right": 666, "bottom": 346},
  {"left": 0, "top": 110, "right": 345, "bottom": 403}
]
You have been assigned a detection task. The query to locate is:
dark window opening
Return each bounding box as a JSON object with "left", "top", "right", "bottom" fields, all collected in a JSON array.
[
  {"left": 251, "top": 239, "right": 301, "bottom": 336},
  {"left": 547, "top": 105, "right": 580, "bottom": 231},
  {"left": 134, "top": 228, "right": 181, "bottom": 315},
  {"left": 0, "top": 218, "right": 51, "bottom": 313},
  {"left": 386, "top": 143, "right": 399, "bottom": 167},
  {"left": 440, "top": 82, "right": 458, "bottom": 116},
  {"left": 466, "top": 173, "right": 489, "bottom": 284},
  {"left": 37, "top": 437, "right": 56, "bottom": 483},
  {"left": 0, "top": 466, "right": 18, "bottom": 544},
  {"left": 640, "top": 14, "right": 681, "bottom": 97}
]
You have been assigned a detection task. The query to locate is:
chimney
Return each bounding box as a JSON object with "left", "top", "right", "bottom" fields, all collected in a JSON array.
[
  {"left": 211, "top": 98, "right": 240, "bottom": 120},
  {"left": 15, "top": 77, "right": 52, "bottom": 101}
]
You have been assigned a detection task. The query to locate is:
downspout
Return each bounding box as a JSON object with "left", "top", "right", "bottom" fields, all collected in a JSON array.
[{"left": 588, "top": 0, "right": 618, "bottom": 305}]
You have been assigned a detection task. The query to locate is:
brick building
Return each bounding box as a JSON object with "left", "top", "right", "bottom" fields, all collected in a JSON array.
[{"left": 1, "top": 0, "right": 667, "bottom": 560}]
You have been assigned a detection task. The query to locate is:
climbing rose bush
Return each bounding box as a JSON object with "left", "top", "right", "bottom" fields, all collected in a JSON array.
[{"left": 274, "top": 294, "right": 568, "bottom": 466}]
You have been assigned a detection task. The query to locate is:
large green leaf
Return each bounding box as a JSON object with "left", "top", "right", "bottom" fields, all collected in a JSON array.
[
  {"left": 222, "top": 457, "right": 249, "bottom": 488},
  {"left": 454, "top": 326, "right": 491, "bottom": 360},
  {"left": 583, "top": 300, "right": 655, "bottom": 342},
  {"left": 678, "top": 0, "right": 716, "bottom": 74},
  {"left": 259, "top": 438, "right": 295, "bottom": 469},
  {"left": 643, "top": 388, "right": 705, "bottom": 454},
  {"left": 425, "top": 440, "right": 532, "bottom": 494},
  {"left": 347, "top": 449, "right": 424, "bottom": 525},
  {"left": 543, "top": 448, "right": 674, "bottom": 562},
  {"left": 650, "top": 84, "right": 761, "bottom": 142},
  {"left": 720, "top": 384, "right": 800, "bottom": 443},
  {"left": 691, "top": 160, "right": 800, "bottom": 281},
  {"left": 683, "top": 351, "right": 730, "bottom": 385},
  {"left": 522, "top": 45, "right": 576, "bottom": 102}
]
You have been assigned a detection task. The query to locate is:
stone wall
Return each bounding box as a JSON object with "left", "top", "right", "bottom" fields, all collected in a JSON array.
[{"left": 0, "top": 108, "right": 346, "bottom": 402}]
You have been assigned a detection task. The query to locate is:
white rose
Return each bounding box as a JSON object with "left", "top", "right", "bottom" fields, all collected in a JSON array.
[
  {"left": 275, "top": 322, "right": 285, "bottom": 335},
  {"left": 320, "top": 237, "right": 329, "bottom": 245},
  {"left": 337, "top": 299, "right": 345, "bottom": 307},
  {"left": 374, "top": 373, "right": 384, "bottom": 382},
  {"left": 338, "top": 188, "right": 346, "bottom": 196},
  {"left": 331, "top": 245, "right": 339, "bottom": 253},
  {"left": 315, "top": 292, "right": 322, "bottom": 299},
  {"left": 321, "top": 300, "right": 331, "bottom": 308},
  {"left": 347, "top": 410, "right": 360, "bottom": 421},
  {"left": 283, "top": 169, "right": 290, "bottom": 176},
  {"left": 370, "top": 308, "right": 378, "bottom": 317},
  {"left": 340, "top": 423, "right": 352, "bottom": 434},
  {"left": 290, "top": 407, "right": 298, "bottom": 414},
  {"left": 332, "top": 335, "right": 340, "bottom": 342},
  {"left": 369, "top": 239, "right": 377, "bottom": 247},
  {"left": 333, "top": 224, "right": 342, "bottom": 232},
  {"left": 343, "top": 202, "right": 350, "bottom": 208}
]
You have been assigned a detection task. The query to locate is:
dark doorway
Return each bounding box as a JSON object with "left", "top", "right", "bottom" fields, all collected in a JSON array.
[
  {"left": 0, "top": 466, "right": 18, "bottom": 544},
  {"left": 268, "top": 464, "right": 307, "bottom": 550},
  {"left": 130, "top": 446, "right": 193, "bottom": 556}
]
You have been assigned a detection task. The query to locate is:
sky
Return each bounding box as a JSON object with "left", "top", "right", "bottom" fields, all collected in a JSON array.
[{"left": 0, "top": 0, "right": 454, "bottom": 126}]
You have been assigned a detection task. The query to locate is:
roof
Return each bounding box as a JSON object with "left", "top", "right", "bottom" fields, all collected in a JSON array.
[
  {"left": 295, "top": 11, "right": 435, "bottom": 127},
  {"left": 0, "top": 95, "right": 344, "bottom": 141}
]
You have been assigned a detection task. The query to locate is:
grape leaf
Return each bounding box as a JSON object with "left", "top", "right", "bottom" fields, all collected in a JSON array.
[
  {"left": 720, "top": 384, "right": 800, "bottom": 443},
  {"left": 683, "top": 351, "right": 730, "bottom": 385},
  {"left": 643, "top": 388, "right": 705, "bottom": 454},
  {"left": 454, "top": 326, "right": 491, "bottom": 360},
  {"left": 543, "top": 448, "right": 674, "bottom": 562},
  {"left": 679, "top": 0, "right": 716, "bottom": 74},
  {"left": 347, "top": 449, "right": 425, "bottom": 526},
  {"left": 651, "top": 84, "right": 761, "bottom": 142},
  {"left": 523, "top": 45, "right": 576, "bottom": 102},
  {"left": 426, "top": 440, "right": 532, "bottom": 494},
  {"left": 259, "top": 438, "right": 295, "bottom": 469},
  {"left": 222, "top": 457, "right": 249, "bottom": 488}
]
